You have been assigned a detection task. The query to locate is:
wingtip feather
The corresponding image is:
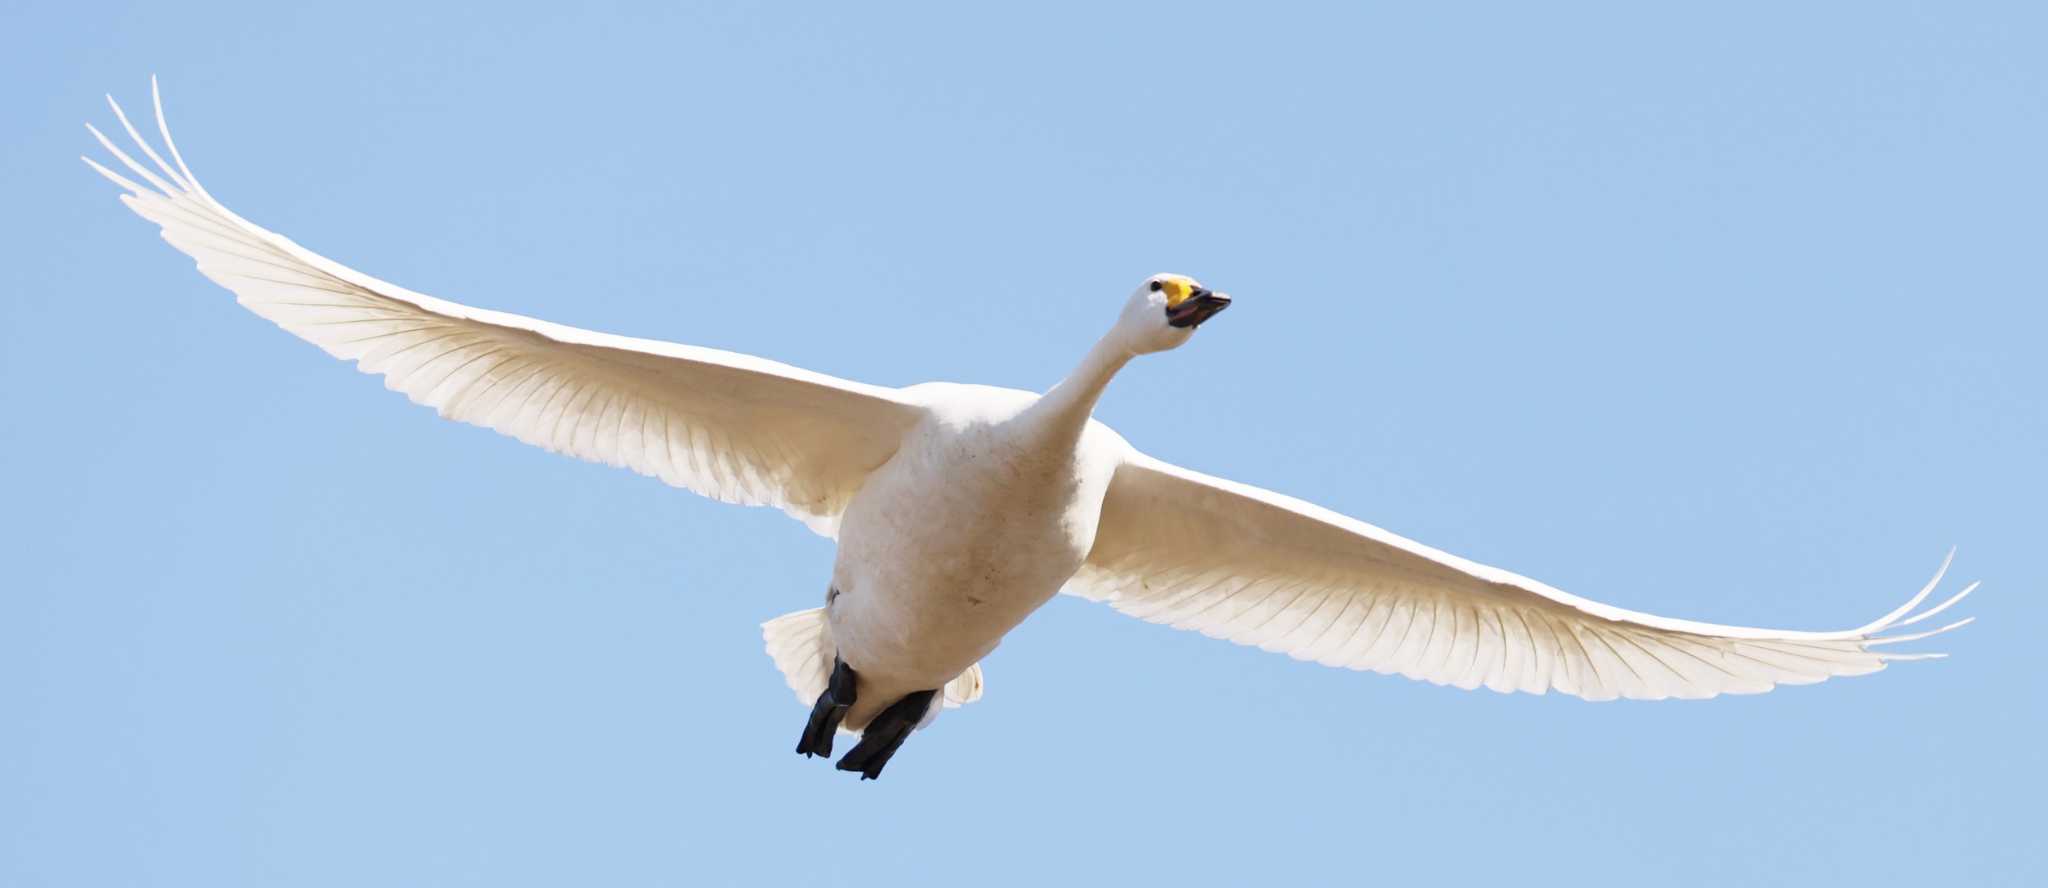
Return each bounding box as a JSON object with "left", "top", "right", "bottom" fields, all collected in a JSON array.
[
  {"left": 1850, "top": 548, "right": 1955, "bottom": 635},
  {"left": 104, "top": 89, "right": 190, "bottom": 192},
  {"left": 1865, "top": 616, "right": 1976, "bottom": 647},
  {"left": 1894, "top": 580, "right": 1980, "bottom": 630},
  {"left": 81, "top": 155, "right": 147, "bottom": 194},
  {"left": 84, "top": 119, "right": 177, "bottom": 197},
  {"left": 149, "top": 75, "right": 211, "bottom": 200}
]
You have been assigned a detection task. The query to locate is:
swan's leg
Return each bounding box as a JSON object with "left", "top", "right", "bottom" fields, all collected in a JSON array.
[
  {"left": 795, "top": 657, "right": 858, "bottom": 758},
  {"left": 834, "top": 688, "right": 938, "bottom": 780}
]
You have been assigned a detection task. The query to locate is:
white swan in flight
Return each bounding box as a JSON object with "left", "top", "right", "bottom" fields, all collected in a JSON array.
[{"left": 86, "top": 82, "right": 1975, "bottom": 779}]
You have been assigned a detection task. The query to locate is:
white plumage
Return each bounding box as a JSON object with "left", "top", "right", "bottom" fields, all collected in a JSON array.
[
  {"left": 87, "top": 82, "right": 1973, "bottom": 761},
  {"left": 1073, "top": 458, "right": 1971, "bottom": 700}
]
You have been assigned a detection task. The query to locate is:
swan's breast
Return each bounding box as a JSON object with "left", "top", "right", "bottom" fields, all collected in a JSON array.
[{"left": 826, "top": 385, "right": 1122, "bottom": 683}]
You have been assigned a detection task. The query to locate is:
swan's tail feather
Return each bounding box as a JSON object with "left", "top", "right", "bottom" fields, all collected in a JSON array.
[
  {"left": 763, "top": 607, "right": 837, "bottom": 707},
  {"left": 760, "top": 607, "right": 984, "bottom": 709}
]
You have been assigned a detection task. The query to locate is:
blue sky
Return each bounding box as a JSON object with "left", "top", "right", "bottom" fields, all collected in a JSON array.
[{"left": 5, "top": 2, "right": 2044, "bottom": 885}]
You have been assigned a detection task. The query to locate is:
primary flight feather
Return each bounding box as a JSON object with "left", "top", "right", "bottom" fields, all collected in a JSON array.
[{"left": 86, "top": 81, "right": 1974, "bottom": 779}]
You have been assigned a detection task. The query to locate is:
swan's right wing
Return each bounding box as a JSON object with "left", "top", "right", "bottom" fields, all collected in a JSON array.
[{"left": 86, "top": 82, "right": 921, "bottom": 536}]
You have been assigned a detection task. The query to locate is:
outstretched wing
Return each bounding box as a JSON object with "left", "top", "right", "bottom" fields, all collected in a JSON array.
[
  {"left": 1071, "top": 452, "right": 1975, "bottom": 700},
  {"left": 84, "top": 81, "right": 922, "bottom": 536}
]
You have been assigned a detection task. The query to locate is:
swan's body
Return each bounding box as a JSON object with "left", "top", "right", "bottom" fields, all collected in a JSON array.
[
  {"left": 830, "top": 382, "right": 1124, "bottom": 729},
  {"left": 87, "top": 82, "right": 1975, "bottom": 779}
]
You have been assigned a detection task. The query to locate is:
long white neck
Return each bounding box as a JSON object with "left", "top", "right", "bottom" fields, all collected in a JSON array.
[{"left": 1023, "top": 330, "right": 1133, "bottom": 445}]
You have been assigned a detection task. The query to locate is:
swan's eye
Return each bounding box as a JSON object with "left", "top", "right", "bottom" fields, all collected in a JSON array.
[{"left": 1149, "top": 281, "right": 1163, "bottom": 292}]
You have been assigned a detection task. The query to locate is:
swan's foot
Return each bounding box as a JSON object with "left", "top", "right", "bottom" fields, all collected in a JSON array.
[
  {"left": 795, "top": 657, "right": 858, "bottom": 758},
  {"left": 835, "top": 689, "right": 937, "bottom": 781}
]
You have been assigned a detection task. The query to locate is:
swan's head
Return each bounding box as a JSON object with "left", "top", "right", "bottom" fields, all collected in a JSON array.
[{"left": 1116, "top": 273, "right": 1232, "bottom": 354}]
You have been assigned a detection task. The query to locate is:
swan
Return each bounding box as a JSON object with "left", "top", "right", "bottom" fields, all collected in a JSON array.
[{"left": 85, "top": 82, "right": 1975, "bottom": 780}]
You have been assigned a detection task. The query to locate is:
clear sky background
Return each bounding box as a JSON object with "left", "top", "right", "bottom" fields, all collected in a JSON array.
[{"left": 4, "top": 2, "right": 2043, "bottom": 886}]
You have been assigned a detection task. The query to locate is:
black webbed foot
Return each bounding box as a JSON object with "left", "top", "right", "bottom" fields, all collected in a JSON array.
[
  {"left": 795, "top": 657, "right": 858, "bottom": 758},
  {"left": 835, "top": 688, "right": 938, "bottom": 780}
]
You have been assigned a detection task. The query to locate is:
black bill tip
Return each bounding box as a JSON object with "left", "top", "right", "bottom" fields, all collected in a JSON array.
[{"left": 1166, "top": 289, "right": 1232, "bottom": 328}]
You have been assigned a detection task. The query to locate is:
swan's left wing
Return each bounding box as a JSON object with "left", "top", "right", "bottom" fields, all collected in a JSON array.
[
  {"left": 84, "top": 82, "right": 922, "bottom": 536},
  {"left": 1069, "top": 452, "right": 1974, "bottom": 700}
]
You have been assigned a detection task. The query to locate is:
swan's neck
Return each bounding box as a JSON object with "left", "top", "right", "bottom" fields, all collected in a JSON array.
[{"left": 1025, "top": 333, "right": 1132, "bottom": 444}]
